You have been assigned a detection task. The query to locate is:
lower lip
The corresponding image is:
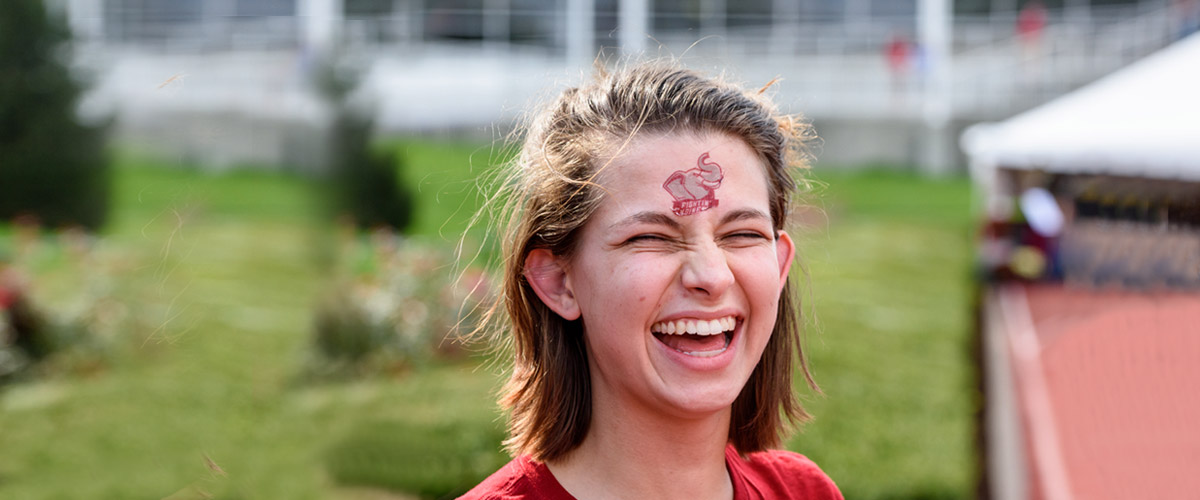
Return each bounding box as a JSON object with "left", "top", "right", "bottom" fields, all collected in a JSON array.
[{"left": 652, "top": 323, "right": 739, "bottom": 371}]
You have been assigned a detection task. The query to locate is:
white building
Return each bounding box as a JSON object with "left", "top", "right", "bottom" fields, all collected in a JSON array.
[{"left": 60, "top": 0, "right": 1188, "bottom": 172}]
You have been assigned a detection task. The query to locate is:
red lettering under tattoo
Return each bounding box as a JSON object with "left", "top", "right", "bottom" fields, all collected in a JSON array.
[{"left": 662, "top": 152, "right": 724, "bottom": 216}]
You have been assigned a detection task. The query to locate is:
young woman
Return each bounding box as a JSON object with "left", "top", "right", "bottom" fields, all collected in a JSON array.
[{"left": 461, "top": 63, "right": 842, "bottom": 500}]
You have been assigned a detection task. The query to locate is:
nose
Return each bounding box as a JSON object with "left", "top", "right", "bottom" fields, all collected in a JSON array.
[{"left": 680, "top": 241, "right": 735, "bottom": 297}]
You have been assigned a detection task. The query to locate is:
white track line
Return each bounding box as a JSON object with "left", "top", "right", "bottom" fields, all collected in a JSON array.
[{"left": 1000, "top": 285, "right": 1073, "bottom": 500}]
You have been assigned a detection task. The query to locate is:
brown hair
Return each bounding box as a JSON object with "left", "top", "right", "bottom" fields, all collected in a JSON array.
[{"left": 482, "top": 61, "right": 817, "bottom": 462}]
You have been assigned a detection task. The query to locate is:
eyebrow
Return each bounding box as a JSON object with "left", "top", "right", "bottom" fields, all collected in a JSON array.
[
  {"left": 610, "top": 211, "right": 682, "bottom": 232},
  {"left": 720, "top": 208, "right": 772, "bottom": 226}
]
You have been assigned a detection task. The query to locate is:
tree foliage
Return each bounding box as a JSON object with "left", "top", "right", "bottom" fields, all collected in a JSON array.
[
  {"left": 317, "top": 60, "right": 414, "bottom": 232},
  {"left": 0, "top": 0, "right": 109, "bottom": 230}
]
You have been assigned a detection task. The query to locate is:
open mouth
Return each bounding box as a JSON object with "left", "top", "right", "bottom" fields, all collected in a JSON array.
[{"left": 650, "top": 316, "right": 737, "bottom": 358}]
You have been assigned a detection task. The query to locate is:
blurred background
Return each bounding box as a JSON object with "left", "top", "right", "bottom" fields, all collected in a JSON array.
[{"left": 1, "top": 0, "right": 1197, "bottom": 498}]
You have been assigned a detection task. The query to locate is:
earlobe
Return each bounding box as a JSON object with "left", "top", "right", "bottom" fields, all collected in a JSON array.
[
  {"left": 524, "top": 248, "right": 582, "bottom": 321},
  {"left": 775, "top": 231, "right": 796, "bottom": 288}
]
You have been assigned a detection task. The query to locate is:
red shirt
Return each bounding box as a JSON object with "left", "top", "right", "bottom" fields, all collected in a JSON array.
[{"left": 459, "top": 445, "right": 843, "bottom": 499}]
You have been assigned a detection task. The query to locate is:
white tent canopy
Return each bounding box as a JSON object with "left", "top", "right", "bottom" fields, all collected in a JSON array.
[{"left": 963, "top": 33, "right": 1200, "bottom": 182}]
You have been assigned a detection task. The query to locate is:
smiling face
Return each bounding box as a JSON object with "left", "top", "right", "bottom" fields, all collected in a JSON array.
[{"left": 561, "top": 131, "right": 795, "bottom": 419}]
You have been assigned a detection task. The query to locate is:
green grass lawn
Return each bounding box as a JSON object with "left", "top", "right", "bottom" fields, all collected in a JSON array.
[
  {"left": 794, "top": 169, "right": 978, "bottom": 500},
  {"left": 0, "top": 147, "right": 977, "bottom": 499},
  {"left": 387, "top": 139, "right": 515, "bottom": 263}
]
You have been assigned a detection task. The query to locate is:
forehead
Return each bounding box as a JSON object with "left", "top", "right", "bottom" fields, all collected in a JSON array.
[{"left": 594, "top": 132, "right": 771, "bottom": 214}]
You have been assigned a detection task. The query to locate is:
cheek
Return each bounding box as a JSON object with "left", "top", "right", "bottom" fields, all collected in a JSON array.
[
  {"left": 733, "top": 251, "right": 786, "bottom": 298},
  {"left": 613, "top": 254, "right": 674, "bottom": 286},
  {"left": 576, "top": 257, "right": 665, "bottom": 316}
]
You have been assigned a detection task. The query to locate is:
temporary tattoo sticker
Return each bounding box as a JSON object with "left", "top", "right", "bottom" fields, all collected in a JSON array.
[{"left": 662, "top": 152, "right": 724, "bottom": 216}]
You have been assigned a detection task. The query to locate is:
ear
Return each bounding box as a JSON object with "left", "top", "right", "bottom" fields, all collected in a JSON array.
[
  {"left": 524, "top": 248, "right": 581, "bottom": 321},
  {"left": 775, "top": 230, "right": 796, "bottom": 289}
]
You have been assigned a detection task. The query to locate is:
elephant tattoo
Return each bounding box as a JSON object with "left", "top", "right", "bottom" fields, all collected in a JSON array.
[{"left": 662, "top": 152, "right": 724, "bottom": 216}]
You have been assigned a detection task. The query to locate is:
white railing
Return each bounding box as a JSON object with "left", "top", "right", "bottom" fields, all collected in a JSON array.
[
  {"left": 952, "top": 2, "right": 1177, "bottom": 119},
  {"left": 74, "top": 1, "right": 1184, "bottom": 128}
]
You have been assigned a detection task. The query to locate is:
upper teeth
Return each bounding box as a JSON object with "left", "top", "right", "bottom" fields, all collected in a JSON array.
[{"left": 651, "top": 316, "right": 737, "bottom": 336}]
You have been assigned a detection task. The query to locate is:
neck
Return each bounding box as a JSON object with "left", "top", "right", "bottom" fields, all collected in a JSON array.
[{"left": 546, "top": 391, "right": 734, "bottom": 500}]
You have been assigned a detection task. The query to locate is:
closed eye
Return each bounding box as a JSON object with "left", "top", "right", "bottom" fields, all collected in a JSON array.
[
  {"left": 721, "top": 231, "right": 772, "bottom": 247},
  {"left": 625, "top": 233, "right": 672, "bottom": 244}
]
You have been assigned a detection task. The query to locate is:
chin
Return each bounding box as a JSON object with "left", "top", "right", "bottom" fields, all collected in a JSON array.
[{"left": 658, "top": 383, "right": 745, "bottom": 418}]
